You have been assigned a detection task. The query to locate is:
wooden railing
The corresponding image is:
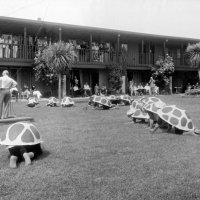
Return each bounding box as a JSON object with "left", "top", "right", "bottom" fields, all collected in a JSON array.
[
  {"left": 0, "top": 43, "right": 35, "bottom": 60},
  {"left": 0, "top": 45, "right": 189, "bottom": 68},
  {"left": 73, "top": 49, "right": 118, "bottom": 64}
]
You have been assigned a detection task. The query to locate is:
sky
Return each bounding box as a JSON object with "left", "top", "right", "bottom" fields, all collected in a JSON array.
[{"left": 0, "top": 0, "right": 200, "bottom": 39}]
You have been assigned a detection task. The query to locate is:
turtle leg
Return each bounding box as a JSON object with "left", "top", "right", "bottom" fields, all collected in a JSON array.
[
  {"left": 23, "top": 152, "right": 34, "bottom": 166},
  {"left": 167, "top": 124, "right": 172, "bottom": 132},
  {"left": 150, "top": 123, "right": 159, "bottom": 133},
  {"left": 149, "top": 119, "right": 154, "bottom": 129},
  {"left": 145, "top": 119, "right": 150, "bottom": 129},
  {"left": 174, "top": 127, "right": 184, "bottom": 135},
  {"left": 10, "top": 155, "right": 18, "bottom": 168}
]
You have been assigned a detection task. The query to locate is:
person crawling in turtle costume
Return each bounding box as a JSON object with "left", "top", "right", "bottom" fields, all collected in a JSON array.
[
  {"left": 149, "top": 105, "right": 196, "bottom": 135},
  {"left": 149, "top": 116, "right": 173, "bottom": 134},
  {"left": 143, "top": 102, "right": 171, "bottom": 132},
  {"left": 89, "top": 95, "right": 119, "bottom": 110},
  {"left": 0, "top": 122, "right": 43, "bottom": 168}
]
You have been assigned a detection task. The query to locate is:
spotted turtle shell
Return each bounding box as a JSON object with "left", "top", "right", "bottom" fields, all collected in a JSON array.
[
  {"left": 47, "top": 97, "right": 59, "bottom": 106},
  {"left": 0, "top": 122, "right": 43, "bottom": 146},
  {"left": 107, "top": 95, "right": 117, "bottom": 100},
  {"left": 93, "top": 96, "right": 112, "bottom": 108},
  {"left": 157, "top": 105, "right": 194, "bottom": 131},
  {"left": 131, "top": 109, "right": 149, "bottom": 119},
  {"left": 143, "top": 101, "right": 166, "bottom": 114},
  {"left": 142, "top": 97, "right": 164, "bottom": 106},
  {"left": 61, "top": 97, "right": 74, "bottom": 107},
  {"left": 119, "top": 95, "right": 132, "bottom": 104},
  {"left": 127, "top": 99, "right": 144, "bottom": 117},
  {"left": 27, "top": 97, "right": 36, "bottom": 107}
]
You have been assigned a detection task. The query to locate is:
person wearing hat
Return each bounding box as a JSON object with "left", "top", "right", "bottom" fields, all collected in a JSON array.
[{"left": 0, "top": 70, "right": 17, "bottom": 119}]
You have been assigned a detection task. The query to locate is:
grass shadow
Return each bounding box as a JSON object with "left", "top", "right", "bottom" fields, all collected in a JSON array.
[{"left": 37, "top": 149, "right": 51, "bottom": 160}]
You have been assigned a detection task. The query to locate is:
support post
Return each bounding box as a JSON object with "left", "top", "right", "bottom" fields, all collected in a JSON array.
[
  {"left": 90, "top": 34, "right": 92, "bottom": 62},
  {"left": 23, "top": 27, "right": 27, "bottom": 59},
  {"left": 169, "top": 76, "right": 172, "bottom": 95},
  {"left": 117, "top": 34, "right": 120, "bottom": 63}
]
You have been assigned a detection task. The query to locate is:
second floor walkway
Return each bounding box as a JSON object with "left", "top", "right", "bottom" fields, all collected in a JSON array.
[{"left": 0, "top": 43, "right": 189, "bottom": 69}]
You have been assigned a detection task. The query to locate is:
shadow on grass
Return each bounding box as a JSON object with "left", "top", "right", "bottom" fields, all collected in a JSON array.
[{"left": 37, "top": 149, "right": 51, "bottom": 161}]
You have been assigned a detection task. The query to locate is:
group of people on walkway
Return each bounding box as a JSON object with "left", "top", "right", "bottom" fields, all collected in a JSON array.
[
  {"left": 71, "top": 76, "right": 108, "bottom": 97},
  {"left": 129, "top": 76, "right": 159, "bottom": 96}
]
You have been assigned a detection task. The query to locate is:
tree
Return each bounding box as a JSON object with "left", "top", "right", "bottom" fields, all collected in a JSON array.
[
  {"left": 34, "top": 41, "right": 76, "bottom": 99},
  {"left": 108, "top": 64, "right": 122, "bottom": 93},
  {"left": 151, "top": 54, "right": 174, "bottom": 94},
  {"left": 185, "top": 42, "right": 200, "bottom": 82},
  {"left": 34, "top": 47, "right": 57, "bottom": 96}
]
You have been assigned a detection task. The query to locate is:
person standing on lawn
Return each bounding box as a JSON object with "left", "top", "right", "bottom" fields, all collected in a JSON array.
[
  {"left": 94, "top": 83, "right": 99, "bottom": 95},
  {"left": 0, "top": 70, "right": 17, "bottom": 119},
  {"left": 149, "top": 76, "right": 156, "bottom": 95}
]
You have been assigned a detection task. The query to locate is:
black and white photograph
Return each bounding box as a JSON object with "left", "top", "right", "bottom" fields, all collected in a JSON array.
[{"left": 0, "top": 0, "right": 200, "bottom": 199}]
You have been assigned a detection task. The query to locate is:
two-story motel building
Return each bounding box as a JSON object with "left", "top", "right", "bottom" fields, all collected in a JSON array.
[{"left": 0, "top": 16, "right": 199, "bottom": 96}]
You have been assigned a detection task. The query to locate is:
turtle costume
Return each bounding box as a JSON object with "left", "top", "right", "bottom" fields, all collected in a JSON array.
[
  {"left": 0, "top": 122, "right": 43, "bottom": 168},
  {"left": 143, "top": 101, "right": 166, "bottom": 131},
  {"left": 151, "top": 105, "right": 194, "bottom": 134},
  {"left": 61, "top": 97, "right": 74, "bottom": 107}
]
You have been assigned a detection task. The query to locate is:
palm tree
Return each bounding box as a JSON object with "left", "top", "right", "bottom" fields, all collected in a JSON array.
[
  {"left": 36, "top": 41, "right": 76, "bottom": 100},
  {"left": 185, "top": 42, "right": 200, "bottom": 81}
]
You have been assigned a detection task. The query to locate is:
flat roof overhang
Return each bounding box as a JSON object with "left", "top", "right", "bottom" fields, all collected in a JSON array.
[{"left": 0, "top": 16, "right": 199, "bottom": 45}]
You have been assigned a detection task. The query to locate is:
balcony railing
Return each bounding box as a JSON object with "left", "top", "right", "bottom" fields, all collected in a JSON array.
[
  {"left": 0, "top": 43, "right": 35, "bottom": 60},
  {"left": 73, "top": 49, "right": 118, "bottom": 64},
  {"left": 0, "top": 44, "right": 189, "bottom": 68}
]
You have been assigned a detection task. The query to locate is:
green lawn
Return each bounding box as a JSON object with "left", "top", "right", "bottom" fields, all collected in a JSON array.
[{"left": 1, "top": 95, "right": 200, "bottom": 200}]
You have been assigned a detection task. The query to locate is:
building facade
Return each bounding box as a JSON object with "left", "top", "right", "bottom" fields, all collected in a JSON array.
[{"left": 0, "top": 16, "right": 199, "bottom": 96}]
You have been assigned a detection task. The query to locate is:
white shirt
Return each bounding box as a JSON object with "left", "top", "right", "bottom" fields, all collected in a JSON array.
[
  {"left": 84, "top": 84, "right": 90, "bottom": 90},
  {"left": 144, "top": 85, "right": 150, "bottom": 91},
  {"left": 0, "top": 75, "right": 17, "bottom": 89},
  {"left": 33, "top": 90, "right": 42, "bottom": 99}
]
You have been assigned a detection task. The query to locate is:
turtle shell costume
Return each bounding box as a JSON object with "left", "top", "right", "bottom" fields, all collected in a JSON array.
[
  {"left": 157, "top": 105, "right": 194, "bottom": 134},
  {"left": 47, "top": 97, "right": 59, "bottom": 107},
  {"left": 0, "top": 122, "right": 43, "bottom": 168},
  {"left": 61, "top": 97, "right": 75, "bottom": 107},
  {"left": 92, "top": 96, "right": 112, "bottom": 109}
]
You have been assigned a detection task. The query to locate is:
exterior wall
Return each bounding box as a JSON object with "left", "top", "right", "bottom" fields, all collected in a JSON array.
[
  {"left": 172, "top": 71, "right": 185, "bottom": 92},
  {"left": 154, "top": 44, "right": 163, "bottom": 59},
  {"left": 127, "top": 42, "right": 139, "bottom": 66},
  {"left": 21, "top": 69, "right": 32, "bottom": 90},
  {"left": 99, "top": 69, "right": 108, "bottom": 88},
  {"left": 81, "top": 70, "right": 90, "bottom": 87}
]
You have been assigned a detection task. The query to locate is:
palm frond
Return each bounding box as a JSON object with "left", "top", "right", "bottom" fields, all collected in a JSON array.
[
  {"left": 41, "top": 41, "right": 77, "bottom": 74},
  {"left": 185, "top": 42, "right": 200, "bottom": 68}
]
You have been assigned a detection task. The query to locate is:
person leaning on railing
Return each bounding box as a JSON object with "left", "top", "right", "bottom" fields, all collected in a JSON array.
[{"left": 0, "top": 70, "right": 17, "bottom": 119}]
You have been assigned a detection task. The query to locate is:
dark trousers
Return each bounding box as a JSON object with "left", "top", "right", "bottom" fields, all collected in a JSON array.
[
  {"left": 0, "top": 89, "right": 11, "bottom": 119},
  {"left": 8, "top": 144, "right": 43, "bottom": 161}
]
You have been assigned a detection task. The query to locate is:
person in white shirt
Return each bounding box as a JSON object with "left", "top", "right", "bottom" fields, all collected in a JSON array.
[
  {"left": 144, "top": 83, "right": 150, "bottom": 95},
  {"left": 133, "top": 83, "right": 138, "bottom": 96},
  {"left": 137, "top": 83, "right": 144, "bottom": 95},
  {"left": 83, "top": 82, "right": 91, "bottom": 96},
  {"left": 0, "top": 70, "right": 17, "bottom": 119}
]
